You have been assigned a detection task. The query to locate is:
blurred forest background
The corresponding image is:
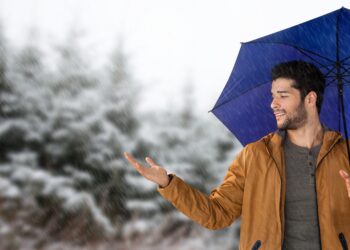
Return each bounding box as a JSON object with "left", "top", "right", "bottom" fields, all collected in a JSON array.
[{"left": 0, "top": 22, "right": 242, "bottom": 250}]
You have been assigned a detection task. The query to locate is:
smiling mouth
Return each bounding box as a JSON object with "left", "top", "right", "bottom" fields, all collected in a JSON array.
[{"left": 274, "top": 111, "right": 285, "bottom": 119}]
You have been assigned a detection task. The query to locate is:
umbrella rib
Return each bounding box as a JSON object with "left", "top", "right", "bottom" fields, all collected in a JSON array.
[
  {"left": 325, "top": 72, "right": 350, "bottom": 78},
  {"left": 342, "top": 79, "right": 350, "bottom": 85},
  {"left": 292, "top": 47, "right": 335, "bottom": 70},
  {"left": 325, "top": 78, "right": 337, "bottom": 86},
  {"left": 324, "top": 78, "right": 350, "bottom": 86},
  {"left": 245, "top": 41, "right": 335, "bottom": 66},
  {"left": 341, "top": 56, "right": 350, "bottom": 63},
  {"left": 323, "top": 65, "right": 337, "bottom": 78},
  {"left": 339, "top": 65, "right": 350, "bottom": 76},
  {"left": 249, "top": 41, "right": 339, "bottom": 74},
  {"left": 240, "top": 41, "right": 350, "bottom": 86},
  {"left": 322, "top": 64, "right": 350, "bottom": 77},
  {"left": 210, "top": 80, "right": 271, "bottom": 112}
]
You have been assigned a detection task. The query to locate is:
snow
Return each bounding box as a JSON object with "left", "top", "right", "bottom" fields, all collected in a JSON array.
[
  {"left": 0, "top": 176, "right": 20, "bottom": 198},
  {"left": 124, "top": 174, "right": 155, "bottom": 191},
  {"left": 0, "top": 219, "right": 11, "bottom": 235},
  {"left": 0, "top": 21, "right": 240, "bottom": 249},
  {"left": 126, "top": 199, "right": 159, "bottom": 212},
  {"left": 64, "top": 166, "right": 93, "bottom": 183},
  {"left": 59, "top": 189, "right": 115, "bottom": 235}
]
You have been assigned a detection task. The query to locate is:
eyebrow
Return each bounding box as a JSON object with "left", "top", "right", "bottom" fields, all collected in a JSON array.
[{"left": 271, "top": 90, "right": 290, "bottom": 94}]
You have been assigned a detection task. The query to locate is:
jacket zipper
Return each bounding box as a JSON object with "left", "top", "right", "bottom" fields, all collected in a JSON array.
[
  {"left": 251, "top": 240, "right": 262, "bottom": 250},
  {"left": 316, "top": 137, "right": 341, "bottom": 167},
  {"left": 264, "top": 134, "right": 342, "bottom": 249},
  {"left": 314, "top": 137, "right": 342, "bottom": 250},
  {"left": 339, "top": 233, "right": 348, "bottom": 250},
  {"left": 313, "top": 170, "right": 322, "bottom": 249},
  {"left": 264, "top": 140, "right": 284, "bottom": 247}
]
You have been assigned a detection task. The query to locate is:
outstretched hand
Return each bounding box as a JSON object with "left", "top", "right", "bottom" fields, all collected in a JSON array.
[
  {"left": 124, "top": 152, "right": 170, "bottom": 188},
  {"left": 339, "top": 170, "right": 350, "bottom": 198}
]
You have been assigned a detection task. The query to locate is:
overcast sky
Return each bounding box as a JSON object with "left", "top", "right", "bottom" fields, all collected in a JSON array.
[{"left": 0, "top": 0, "right": 349, "bottom": 113}]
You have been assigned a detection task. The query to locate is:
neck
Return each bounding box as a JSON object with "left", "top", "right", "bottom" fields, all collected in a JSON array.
[{"left": 286, "top": 120, "right": 324, "bottom": 149}]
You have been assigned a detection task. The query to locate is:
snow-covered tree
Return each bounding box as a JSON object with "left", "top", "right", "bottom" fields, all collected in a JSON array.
[
  {"left": 0, "top": 24, "right": 240, "bottom": 249},
  {"left": 122, "top": 80, "right": 239, "bottom": 242},
  {"left": 0, "top": 24, "right": 11, "bottom": 162},
  {"left": 0, "top": 29, "right": 125, "bottom": 246},
  {"left": 89, "top": 40, "right": 141, "bottom": 230},
  {"left": 0, "top": 25, "right": 30, "bottom": 162}
]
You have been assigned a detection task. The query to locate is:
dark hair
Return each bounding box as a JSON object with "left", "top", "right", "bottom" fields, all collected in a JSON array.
[{"left": 271, "top": 60, "right": 325, "bottom": 114}]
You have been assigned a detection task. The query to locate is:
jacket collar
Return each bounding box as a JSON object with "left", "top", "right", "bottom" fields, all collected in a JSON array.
[
  {"left": 317, "top": 130, "right": 343, "bottom": 165},
  {"left": 263, "top": 125, "right": 343, "bottom": 167},
  {"left": 262, "top": 131, "right": 285, "bottom": 178}
]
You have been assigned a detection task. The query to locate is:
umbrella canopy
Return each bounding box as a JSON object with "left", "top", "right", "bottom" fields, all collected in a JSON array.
[{"left": 211, "top": 7, "right": 350, "bottom": 150}]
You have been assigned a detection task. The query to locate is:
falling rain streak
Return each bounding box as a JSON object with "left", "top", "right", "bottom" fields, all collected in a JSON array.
[{"left": 0, "top": 22, "right": 239, "bottom": 249}]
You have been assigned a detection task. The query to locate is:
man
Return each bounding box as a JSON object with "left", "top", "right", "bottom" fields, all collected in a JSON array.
[{"left": 124, "top": 61, "right": 350, "bottom": 249}]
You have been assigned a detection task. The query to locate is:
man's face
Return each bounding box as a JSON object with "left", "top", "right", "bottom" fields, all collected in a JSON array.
[{"left": 270, "top": 78, "right": 307, "bottom": 130}]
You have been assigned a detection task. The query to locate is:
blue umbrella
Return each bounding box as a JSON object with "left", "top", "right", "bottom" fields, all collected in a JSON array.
[{"left": 211, "top": 7, "right": 350, "bottom": 161}]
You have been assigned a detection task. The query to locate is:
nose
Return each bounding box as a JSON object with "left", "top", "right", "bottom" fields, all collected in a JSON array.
[{"left": 270, "top": 97, "right": 279, "bottom": 110}]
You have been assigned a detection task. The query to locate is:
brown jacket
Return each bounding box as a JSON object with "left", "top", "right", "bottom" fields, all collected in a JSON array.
[{"left": 158, "top": 130, "right": 350, "bottom": 249}]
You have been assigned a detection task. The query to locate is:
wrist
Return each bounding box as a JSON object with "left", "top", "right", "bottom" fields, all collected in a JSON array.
[{"left": 160, "top": 174, "right": 173, "bottom": 188}]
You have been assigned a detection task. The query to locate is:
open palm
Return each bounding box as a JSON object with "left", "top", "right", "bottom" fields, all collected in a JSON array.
[{"left": 124, "top": 152, "right": 170, "bottom": 188}]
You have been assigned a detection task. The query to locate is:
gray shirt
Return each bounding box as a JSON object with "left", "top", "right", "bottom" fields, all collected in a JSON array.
[{"left": 282, "top": 138, "right": 322, "bottom": 250}]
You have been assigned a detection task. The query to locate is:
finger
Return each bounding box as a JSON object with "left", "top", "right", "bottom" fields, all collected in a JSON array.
[
  {"left": 339, "top": 170, "right": 350, "bottom": 179},
  {"left": 124, "top": 152, "right": 144, "bottom": 170},
  {"left": 145, "top": 157, "right": 157, "bottom": 167},
  {"left": 124, "top": 152, "right": 136, "bottom": 164},
  {"left": 339, "top": 170, "right": 350, "bottom": 198}
]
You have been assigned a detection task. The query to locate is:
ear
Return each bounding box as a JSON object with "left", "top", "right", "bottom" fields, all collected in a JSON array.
[{"left": 305, "top": 91, "right": 317, "bottom": 106}]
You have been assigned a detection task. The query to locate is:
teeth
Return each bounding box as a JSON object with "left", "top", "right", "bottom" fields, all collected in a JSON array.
[{"left": 274, "top": 112, "right": 285, "bottom": 117}]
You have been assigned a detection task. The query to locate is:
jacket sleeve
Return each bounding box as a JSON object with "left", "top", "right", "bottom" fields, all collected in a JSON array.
[{"left": 157, "top": 149, "right": 246, "bottom": 230}]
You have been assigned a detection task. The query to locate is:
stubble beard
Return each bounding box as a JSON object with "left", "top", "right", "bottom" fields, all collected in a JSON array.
[{"left": 277, "top": 102, "right": 308, "bottom": 130}]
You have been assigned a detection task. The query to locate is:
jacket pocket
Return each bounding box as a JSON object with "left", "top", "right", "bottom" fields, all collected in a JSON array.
[
  {"left": 251, "top": 240, "right": 262, "bottom": 250},
  {"left": 339, "top": 233, "right": 348, "bottom": 250}
]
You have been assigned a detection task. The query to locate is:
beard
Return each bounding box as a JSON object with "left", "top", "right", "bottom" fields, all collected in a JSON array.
[{"left": 277, "top": 102, "right": 307, "bottom": 130}]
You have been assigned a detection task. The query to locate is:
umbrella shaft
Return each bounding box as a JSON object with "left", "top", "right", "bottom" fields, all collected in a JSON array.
[{"left": 337, "top": 78, "right": 350, "bottom": 166}]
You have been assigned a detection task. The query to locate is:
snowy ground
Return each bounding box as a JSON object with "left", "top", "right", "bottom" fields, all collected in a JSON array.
[
  {"left": 0, "top": 211, "right": 240, "bottom": 250},
  {"left": 44, "top": 223, "right": 239, "bottom": 250}
]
